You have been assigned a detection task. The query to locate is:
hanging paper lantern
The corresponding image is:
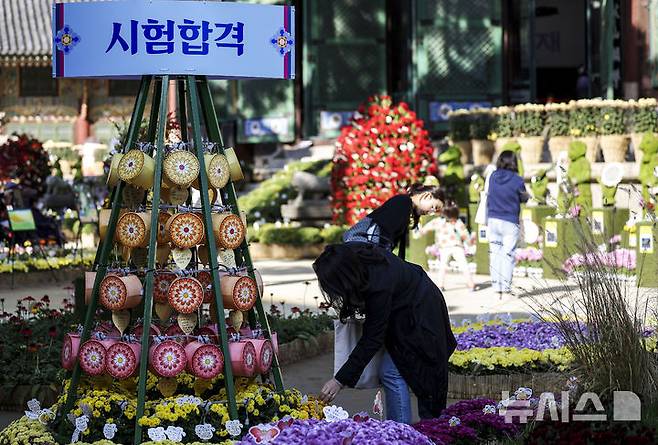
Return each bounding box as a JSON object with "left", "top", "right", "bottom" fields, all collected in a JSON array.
[
  {"left": 185, "top": 341, "right": 224, "bottom": 379},
  {"left": 149, "top": 340, "right": 187, "bottom": 378},
  {"left": 105, "top": 342, "right": 141, "bottom": 379},
  {"left": 167, "top": 277, "right": 204, "bottom": 314}
]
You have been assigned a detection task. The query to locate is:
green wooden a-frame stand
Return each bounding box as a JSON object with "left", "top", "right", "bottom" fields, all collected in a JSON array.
[{"left": 57, "top": 75, "right": 284, "bottom": 444}]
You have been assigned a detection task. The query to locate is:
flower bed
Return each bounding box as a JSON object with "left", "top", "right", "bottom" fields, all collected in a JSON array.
[{"left": 0, "top": 253, "right": 94, "bottom": 274}]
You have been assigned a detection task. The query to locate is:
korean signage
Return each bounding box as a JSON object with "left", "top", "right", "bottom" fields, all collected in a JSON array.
[{"left": 52, "top": 1, "right": 295, "bottom": 79}]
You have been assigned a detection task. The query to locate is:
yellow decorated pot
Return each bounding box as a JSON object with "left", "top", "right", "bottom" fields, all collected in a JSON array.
[
  {"left": 106, "top": 153, "right": 124, "bottom": 188},
  {"left": 224, "top": 147, "right": 244, "bottom": 182},
  {"left": 163, "top": 150, "right": 200, "bottom": 188},
  {"left": 194, "top": 153, "right": 230, "bottom": 190},
  {"left": 118, "top": 149, "right": 155, "bottom": 189}
]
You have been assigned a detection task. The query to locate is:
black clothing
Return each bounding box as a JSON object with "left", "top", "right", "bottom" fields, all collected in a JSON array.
[
  {"left": 367, "top": 195, "right": 414, "bottom": 259},
  {"left": 334, "top": 246, "right": 456, "bottom": 405}
]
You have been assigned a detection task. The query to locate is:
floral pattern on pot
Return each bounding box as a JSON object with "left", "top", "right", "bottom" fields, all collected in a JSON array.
[
  {"left": 154, "top": 271, "right": 177, "bottom": 304},
  {"left": 257, "top": 340, "right": 274, "bottom": 374},
  {"left": 150, "top": 340, "right": 187, "bottom": 378},
  {"left": 208, "top": 154, "right": 230, "bottom": 189},
  {"left": 117, "top": 213, "right": 148, "bottom": 248},
  {"left": 188, "top": 343, "right": 224, "bottom": 379},
  {"left": 196, "top": 270, "right": 213, "bottom": 304},
  {"left": 168, "top": 213, "right": 204, "bottom": 249},
  {"left": 232, "top": 341, "right": 256, "bottom": 377},
  {"left": 99, "top": 275, "right": 127, "bottom": 311},
  {"left": 106, "top": 342, "right": 139, "bottom": 379},
  {"left": 218, "top": 214, "right": 245, "bottom": 250},
  {"left": 164, "top": 150, "right": 200, "bottom": 187},
  {"left": 79, "top": 340, "right": 107, "bottom": 376},
  {"left": 230, "top": 276, "right": 257, "bottom": 311},
  {"left": 168, "top": 277, "right": 204, "bottom": 314},
  {"left": 61, "top": 333, "right": 80, "bottom": 371},
  {"left": 117, "top": 149, "right": 145, "bottom": 182}
]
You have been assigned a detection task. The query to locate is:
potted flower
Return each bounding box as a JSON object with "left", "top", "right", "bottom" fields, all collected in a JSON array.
[
  {"left": 598, "top": 99, "right": 630, "bottom": 162},
  {"left": 628, "top": 97, "right": 657, "bottom": 164},
  {"left": 513, "top": 103, "right": 546, "bottom": 164},
  {"left": 448, "top": 109, "right": 473, "bottom": 164},
  {"left": 524, "top": 247, "right": 544, "bottom": 278},
  {"left": 570, "top": 99, "right": 600, "bottom": 162},
  {"left": 513, "top": 249, "right": 528, "bottom": 277},
  {"left": 469, "top": 108, "right": 495, "bottom": 166},
  {"left": 546, "top": 102, "right": 572, "bottom": 162},
  {"left": 489, "top": 106, "right": 514, "bottom": 154}
]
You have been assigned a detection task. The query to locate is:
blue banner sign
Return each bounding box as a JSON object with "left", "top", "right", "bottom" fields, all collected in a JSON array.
[
  {"left": 52, "top": 1, "right": 295, "bottom": 79},
  {"left": 429, "top": 101, "right": 492, "bottom": 122}
]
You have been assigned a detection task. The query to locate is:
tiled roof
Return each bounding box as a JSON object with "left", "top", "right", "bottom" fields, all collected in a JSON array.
[{"left": 0, "top": 0, "right": 96, "bottom": 66}]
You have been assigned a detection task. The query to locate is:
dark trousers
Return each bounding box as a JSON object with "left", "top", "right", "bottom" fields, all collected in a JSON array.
[{"left": 418, "top": 391, "right": 448, "bottom": 419}]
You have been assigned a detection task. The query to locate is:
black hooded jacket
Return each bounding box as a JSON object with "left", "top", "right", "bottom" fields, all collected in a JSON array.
[{"left": 334, "top": 246, "right": 456, "bottom": 402}]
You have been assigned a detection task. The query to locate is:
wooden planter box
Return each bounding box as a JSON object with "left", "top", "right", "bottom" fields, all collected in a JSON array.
[
  {"left": 447, "top": 372, "right": 567, "bottom": 400},
  {"left": 249, "top": 242, "right": 325, "bottom": 260}
]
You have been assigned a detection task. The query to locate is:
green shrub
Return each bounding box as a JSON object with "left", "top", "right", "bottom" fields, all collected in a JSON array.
[
  {"left": 237, "top": 159, "right": 330, "bottom": 223},
  {"left": 320, "top": 225, "right": 347, "bottom": 244},
  {"left": 259, "top": 225, "right": 322, "bottom": 246}
]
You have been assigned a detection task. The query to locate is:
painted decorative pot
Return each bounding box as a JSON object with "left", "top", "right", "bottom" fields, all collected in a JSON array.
[
  {"left": 99, "top": 274, "right": 143, "bottom": 311},
  {"left": 168, "top": 277, "right": 204, "bottom": 314},
  {"left": 212, "top": 213, "right": 245, "bottom": 250},
  {"left": 194, "top": 153, "right": 230, "bottom": 190},
  {"left": 252, "top": 338, "right": 274, "bottom": 375},
  {"left": 184, "top": 341, "right": 224, "bottom": 380},
  {"left": 106, "top": 153, "right": 124, "bottom": 188},
  {"left": 149, "top": 340, "right": 187, "bottom": 377},
  {"left": 98, "top": 209, "right": 127, "bottom": 242},
  {"left": 220, "top": 275, "right": 258, "bottom": 311},
  {"left": 224, "top": 147, "right": 244, "bottom": 182},
  {"left": 105, "top": 341, "right": 141, "bottom": 379},
  {"left": 154, "top": 271, "right": 178, "bottom": 304},
  {"left": 229, "top": 340, "right": 256, "bottom": 377},
  {"left": 164, "top": 150, "right": 200, "bottom": 188},
  {"left": 118, "top": 149, "right": 155, "bottom": 189},
  {"left": 117, "top": 212, "right": 151, "bottom": 248},
  {"left": 132, "top": 323, "right": 162, "bottom": 338},
  {"left": 157, "top": 212, "right": 172, "bottom": 244},
  {"left": 61, "top": 333, "right": 80, "bottom": 371},
  {"left": 166, "top": 212, "right": 205, "bottom": 249},
  {"left": 196, "top": 270, "right": 213, "bottom": 304},
  {"left": 79, "top": 339, "right": 115, "bottom": 376}
]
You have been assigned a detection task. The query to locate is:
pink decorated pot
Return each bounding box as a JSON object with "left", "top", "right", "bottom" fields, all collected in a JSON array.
[
  {"left": 149, "top": 340, "right": 187, "bottom": 378},
  {"left": 185, "top": 341, "right": 224, "bottom": 380},
  {"left": 229, "top": 340, "right": 256, "bottom": 377},
  {"left": 132, "top": 323, "right": 162, "bottom": 339},
  {"left": 61, "top": 333, "right": 80, "bottom": 370},
  {"left": 106, "top": 341, "right": 141, "bottom": 379},
  {"left": 154, "top": 271, "right": 177, "bottom": 304},
  {"left": 167, "top": 277, "right": 204, "bottom": 314},
  {"left": 79, "top": 339, "right": 115, "bottom": 376},
  {"left": 220, "top": 275, "right": 257, "bottom": 312},
  {"left": 252, "top": 338, "right": 275, "bottom": 375}
]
